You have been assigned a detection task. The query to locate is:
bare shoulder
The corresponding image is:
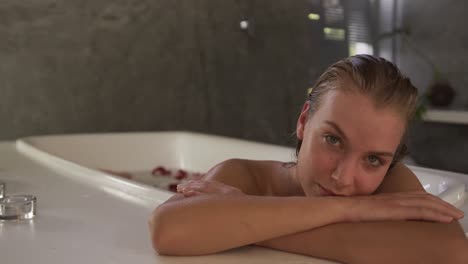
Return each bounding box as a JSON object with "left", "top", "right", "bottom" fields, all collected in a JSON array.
[
  {"left": 375, "top": 162, "right": 424, "bottom": 193},
  {"left": 162, "top": 159, "right": 283, "bottom": 205},
  {"left": 203, "top": 159, "right": 261, "bottom": 195},
  {"left": 204, "top": 159, "right": 286, "bottom": 196}
]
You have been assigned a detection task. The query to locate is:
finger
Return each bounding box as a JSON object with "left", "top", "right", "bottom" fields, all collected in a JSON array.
[
  {"left": 183, "top": 190, "right": 202, "bottom": 197},
  {"left": 427, "top": 199, "right": 464, "bottom": 218},
  {"left": 409, "top": 192, "right": 462, "bottom": 212},
  {"left": 178, "top": 181, "right": 205, "bottom": 190},
  {"left": 186, "top": 183, "right": 208, "bottom": 192},
  {"left": 179, "top": 183, "right": 212, "bottom": 194},
  {"left": 425, "top": 195, "right": 464, "bottom": 215},
  {"left": 397, "top": 199, "right": 461, "bottom": 219},
  {"left": 176, "top": 184, "right": 187, "bottom": 192},
  {"left": 399, "top": 196, "right": 464, "bottom": 219},
  {"left": 406, "top": 207, "right": 454, "bottom": 223},
  {"left": 177, "top": 184, "right": 201, "bottom": 193},
  {"left": 377, "top": 205, "right": 452, "bottom": 223},
  {"left": 385, "top": 192, "right": 464, "bottom": 219}
]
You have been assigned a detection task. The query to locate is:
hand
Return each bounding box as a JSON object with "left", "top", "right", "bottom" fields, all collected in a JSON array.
[
  {"left": 343, "top": 191, "right": 465, "bottom": 223},
  {"left": 177, "top": 179, "right": 245, "bottom": 197}
]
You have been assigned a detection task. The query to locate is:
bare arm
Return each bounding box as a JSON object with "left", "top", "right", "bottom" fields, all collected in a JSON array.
[
  {"left": 257, "top": 163, "right": 468, "bottom": 264},
  {"left": 149, "top": 160, "right": 347, "bottom": 255},
  {"left": 149, "top": 160, "right": 463, "bottom": 257},
  {"left": 258, "top": 220, "right": 467, "bottom": 264}
]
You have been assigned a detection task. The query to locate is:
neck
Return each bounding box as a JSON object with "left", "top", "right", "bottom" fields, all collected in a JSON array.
[{"left": 285, "top": 163, "right": 306, "bottom": 196}]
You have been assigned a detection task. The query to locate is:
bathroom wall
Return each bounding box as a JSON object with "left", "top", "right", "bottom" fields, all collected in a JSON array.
[
  {"left": 0, "top": 0, "right": 339, "bottom": 146},
  {"left": 5, "top": 0, "right": 465, "bottom": 174},
  {"left": 397, "top": 0, "right": 468, "bottom": 173},
  {"left": 397, "top": 0, "right": 468, "bottom": 108}
]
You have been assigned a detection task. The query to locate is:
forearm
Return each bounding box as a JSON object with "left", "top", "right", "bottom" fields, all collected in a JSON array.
[
  {"left": 258, "top": 220, "right": 468, "bottom": 264},
  {"left": 150, "top": 195, "right": 344, "bottom": 255}
]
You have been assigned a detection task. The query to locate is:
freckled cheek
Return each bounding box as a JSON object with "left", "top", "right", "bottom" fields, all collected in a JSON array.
[{"left": 313, "top": 150, "right": 340, "bottom": 180}]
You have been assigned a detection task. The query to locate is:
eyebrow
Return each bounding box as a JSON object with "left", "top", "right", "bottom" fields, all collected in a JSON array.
[
  {"left": 325, "top": 121, "right": 348, "bottom": 141},
  {"left": 324, "top": 120, "right": 395, "bottom": 157}
]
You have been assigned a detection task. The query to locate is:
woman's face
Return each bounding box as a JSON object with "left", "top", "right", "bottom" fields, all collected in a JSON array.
[{"left": 295, "top": 89, "right": 405, "bottom": 197}]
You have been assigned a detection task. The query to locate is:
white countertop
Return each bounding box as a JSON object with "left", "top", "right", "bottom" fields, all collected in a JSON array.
[
  {"left": 1, "top": 140, "right": 467, "bottom": 263},
  {"left": 424, "top": 110, "right": 468, "bottom": 125},
  {"left": 0, "top": 142, "right": 336, "bottom": 264}
]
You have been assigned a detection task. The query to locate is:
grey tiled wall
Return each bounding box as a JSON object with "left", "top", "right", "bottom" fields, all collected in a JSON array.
[
  {"left": 398, "top": 0, "right": 468, "bottom": 109},
  {"left": 408, "top": 122, "right": 468, "bottom": 174},
  {"left": 2, "top": 0, "right": 465, "bottom": 174},
  {"left": 0, "top": 0, "right": 324, "bottom": 146},
  {"left": 397, "top": 0, "right": 468, "bottom": 174}
]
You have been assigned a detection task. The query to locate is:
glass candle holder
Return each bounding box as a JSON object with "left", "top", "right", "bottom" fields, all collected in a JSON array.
[
  {"left": 0, "top": 181, "right": 4, "bottom": 199},
  {"left": 0, "top": 195, "right": 36, "bottom": 220}
]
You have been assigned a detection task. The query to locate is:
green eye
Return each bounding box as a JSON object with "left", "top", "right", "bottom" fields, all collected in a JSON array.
[
  {"left": 325, "top": 135, "right": 340, "bottom": 146},
  {"left": 367, "top": 155, "right": 382, "bottom": 166}
]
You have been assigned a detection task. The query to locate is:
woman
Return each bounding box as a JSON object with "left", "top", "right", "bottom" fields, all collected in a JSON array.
[{"left": 149, "top": 55, "right": 467, "bottom": 263}]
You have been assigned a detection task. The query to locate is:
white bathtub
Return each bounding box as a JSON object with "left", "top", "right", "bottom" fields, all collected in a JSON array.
[
  {"left": 7, "top": 131, "right": 467, "bottom": 264},
  {"left": 16, "top": 131, "right": 466, "bottom": 208}
]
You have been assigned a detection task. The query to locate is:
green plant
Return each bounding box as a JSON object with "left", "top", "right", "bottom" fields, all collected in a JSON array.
[{"left": 374, "top": 28, "right": 455, "bottom": 120}]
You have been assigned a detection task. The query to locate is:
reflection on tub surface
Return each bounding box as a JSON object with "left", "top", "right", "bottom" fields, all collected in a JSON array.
[{"left": 16, "top": 131, "right": 466, "bottom": 207}]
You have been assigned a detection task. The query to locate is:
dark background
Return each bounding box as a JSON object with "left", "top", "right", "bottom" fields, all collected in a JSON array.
[{"left": 1, "top": 0, "right": 467, "bottom": 173}]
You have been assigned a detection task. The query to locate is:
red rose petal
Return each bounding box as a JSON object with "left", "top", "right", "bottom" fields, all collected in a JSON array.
[
  {"left": 168, "top": 183, "right": 178, "bottom": 192},
  {"left": 175, "top": 169, "right": 188, "bottom": 180},
  {"left": 152, "top": 166, "right": 171, "bottom": 176}
]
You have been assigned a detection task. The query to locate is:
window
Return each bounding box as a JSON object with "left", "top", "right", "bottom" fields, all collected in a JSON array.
[{"left": 308, "top": 0, "right": 375, "bottom": 56}]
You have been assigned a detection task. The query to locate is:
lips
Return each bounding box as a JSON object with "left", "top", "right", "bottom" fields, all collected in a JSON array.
[{"left": 318, "top": 184, "right": 337, "bottom": 196}]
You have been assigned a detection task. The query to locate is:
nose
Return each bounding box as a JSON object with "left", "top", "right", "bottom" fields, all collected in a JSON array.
[{"left": 331, "top": 155, "right": 356, "bottom": 190}]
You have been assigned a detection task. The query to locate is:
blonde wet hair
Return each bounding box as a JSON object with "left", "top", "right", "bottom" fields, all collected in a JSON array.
[{"left": 296, "top": 55, "right": 418, "bottom": 166}]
